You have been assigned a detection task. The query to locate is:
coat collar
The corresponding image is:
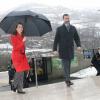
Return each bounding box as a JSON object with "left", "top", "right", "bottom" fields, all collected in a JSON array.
[
  {"left": 62, "top": 23, "right": 71, "bottom": 28},
  {"left": 62, "top": 24, "right": 71, "bottom": 32},
  {"left": 16, "top": 32, "right": 24, "bottom": 40}
]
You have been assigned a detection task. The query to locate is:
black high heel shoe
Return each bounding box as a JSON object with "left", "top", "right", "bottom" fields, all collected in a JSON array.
[{"left": 17, "top": 91, "right": 26, "bottom": 94}]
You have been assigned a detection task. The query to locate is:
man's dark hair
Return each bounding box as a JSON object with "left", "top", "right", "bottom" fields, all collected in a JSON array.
[{"left": 63, "top": 14, "right": 69, "bottom": 19}]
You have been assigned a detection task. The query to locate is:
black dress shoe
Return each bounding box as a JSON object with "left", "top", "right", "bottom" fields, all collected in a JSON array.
[
  {"left": 17, "top": 91, "right": 26, "bottom": 94},
  {"left": 69, "top": 81, "right": 74, "bottom": 85},
  {"left": 65, "top": 81, "right": 74, "bottom": 87},
  {"left": 96, "top": 73, "right": 100, "bottom": 76}
]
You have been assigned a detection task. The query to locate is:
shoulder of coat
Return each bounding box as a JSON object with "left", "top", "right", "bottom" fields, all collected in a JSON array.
[
  {"left": 10, "top": 34, "right": 17, "bottom": 40},
  {"left": 11, "top": 34, "right": 16, "bottom": 37},
  {"left": 57, "top": 25, "right": 64, "bottom": 30},
  {"left": 70, "top": 25, "right": 77, "bottom": 30},
  {"left": 70, "top": 25, "right": 75, "bottom": 28}
]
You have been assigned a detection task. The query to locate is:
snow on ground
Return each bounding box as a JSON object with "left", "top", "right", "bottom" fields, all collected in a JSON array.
[{"left": 71, "top": 66, "right": 97, "bottom": 78}]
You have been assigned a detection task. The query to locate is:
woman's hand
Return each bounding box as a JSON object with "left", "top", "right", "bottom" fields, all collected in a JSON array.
[{"left": 23, "top": 37, "right": 26, "bottom": 42}]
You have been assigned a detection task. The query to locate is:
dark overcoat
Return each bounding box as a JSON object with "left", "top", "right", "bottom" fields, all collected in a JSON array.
[{"left": 53, "top": 24, "right": 81, "bottom": 60}]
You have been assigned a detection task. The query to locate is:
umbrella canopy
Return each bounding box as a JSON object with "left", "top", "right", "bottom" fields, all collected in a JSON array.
[{"left": 0, "top": 10, "right": 52, "bottom": 36}]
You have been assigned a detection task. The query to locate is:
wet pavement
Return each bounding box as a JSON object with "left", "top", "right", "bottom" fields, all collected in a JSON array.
[{"left": 0, "top": 67, "right": 100, "bottom": 100}]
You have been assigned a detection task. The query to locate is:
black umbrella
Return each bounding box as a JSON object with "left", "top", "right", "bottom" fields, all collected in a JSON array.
[{"left": 0, "top": 10, "right": 52, "bottom": 36}]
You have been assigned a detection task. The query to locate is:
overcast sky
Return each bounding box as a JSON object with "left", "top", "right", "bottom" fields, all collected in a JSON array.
[{"left": 0, "top": 0, "right": 100, "bottom": 14}]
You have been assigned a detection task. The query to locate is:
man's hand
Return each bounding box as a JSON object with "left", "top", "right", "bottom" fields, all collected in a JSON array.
[
  {"left": 53, "top": 51, "right": 59, "bottom": 56},
  {"left": 77, "top": 47, "right": 82, "bottom": 52}
]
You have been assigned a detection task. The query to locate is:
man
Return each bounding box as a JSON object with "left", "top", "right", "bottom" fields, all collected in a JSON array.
[
  {"left": 53, "top": 14, "right": 81, "bottom": 87},
  {"left": 91, "top": 48, "right": 100, "bottom": 76}
]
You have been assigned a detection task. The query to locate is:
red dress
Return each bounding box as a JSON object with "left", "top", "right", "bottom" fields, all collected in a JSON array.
[{"left": 10, "top": 33, "right": 30, "bottom": 72}]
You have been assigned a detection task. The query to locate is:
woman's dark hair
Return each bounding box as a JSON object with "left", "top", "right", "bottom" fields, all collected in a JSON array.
[
  {"left": 13, "top": 22, "right": 24, "bottom": 36},
  {"left": 63, "top": 14, "right": 69, "bottom": 19}
]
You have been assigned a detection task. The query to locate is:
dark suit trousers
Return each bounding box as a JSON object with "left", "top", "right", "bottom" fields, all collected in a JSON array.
[{"left": 61, "top": 59, "right": 71, "bottom": 81}]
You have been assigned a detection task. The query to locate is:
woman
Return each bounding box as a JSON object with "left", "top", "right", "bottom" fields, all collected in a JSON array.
[{"left": 10, "top": 22, "right": 30, "bottom": 94}]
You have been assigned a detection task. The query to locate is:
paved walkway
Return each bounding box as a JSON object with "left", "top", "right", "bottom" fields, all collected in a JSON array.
[{"left": 0, "top": 71, "right": 100, "bottom": 100}]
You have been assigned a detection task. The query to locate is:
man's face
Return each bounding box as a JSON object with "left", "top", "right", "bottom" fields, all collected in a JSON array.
[{"left": 63, "top": 16, "right": 70, "bottom": 24}]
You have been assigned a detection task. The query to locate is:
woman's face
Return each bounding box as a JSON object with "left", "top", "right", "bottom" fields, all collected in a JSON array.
[{"left": 16, "top": 24, "right": 23, "bottom": 35}]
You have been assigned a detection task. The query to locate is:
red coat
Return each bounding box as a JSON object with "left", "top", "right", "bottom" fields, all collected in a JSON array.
[{"left": 10, "top": 33, "right": 30, "bottom": 72}]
